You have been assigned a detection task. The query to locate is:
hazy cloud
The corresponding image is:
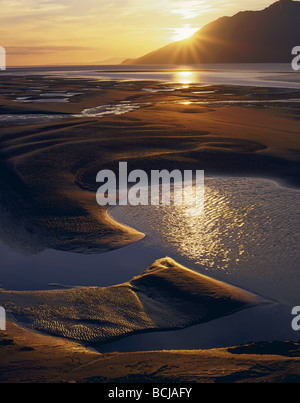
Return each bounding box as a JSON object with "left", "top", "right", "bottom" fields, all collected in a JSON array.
[
  {"left": 1, "top": 0, "right": 274, "bottom": 64},
  {"left": 6, "top": 45, "right": 97, "bottom": 55}
]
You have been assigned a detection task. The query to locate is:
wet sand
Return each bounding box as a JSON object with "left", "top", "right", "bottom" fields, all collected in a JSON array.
[
  {"left": 0, "top": 75, "right": 300, "bottom": 382},
  {"left": 0, "top": 76, "right": 300, "bottom": 255},
  {"left": 1, "top": 320, "right": 300, "bottom": 383},
  {"left": 0, "top": 258, "right": 260, "bottom": 344}
]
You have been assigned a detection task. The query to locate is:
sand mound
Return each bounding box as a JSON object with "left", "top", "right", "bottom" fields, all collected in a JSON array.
[{"left": 0, "top": 258, "right": 259, "bottom": 344}]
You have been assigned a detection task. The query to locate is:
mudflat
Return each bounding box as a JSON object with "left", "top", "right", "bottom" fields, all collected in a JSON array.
[
  {"left": 1, "top": 320, "right": 300, "bottom": 383},
  {"left": 0, "top": 76, "right": 299, "bottom": 254},
  {"left": 0, "top": 75, "right": 300, "bottom": 383}
]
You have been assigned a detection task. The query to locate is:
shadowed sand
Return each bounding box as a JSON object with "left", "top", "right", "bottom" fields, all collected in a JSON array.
[
  {"left": 0, "top": 76, "right": 300, "bottom": 383},
  {"left": 0, "top": 258, "right": 260, "bottom": 344},
  {"left": 1, "top": 320, "right": 300, "bottom": 383},
  {"left": 0, "top": 76, "right": 300, "bottom": 254}
]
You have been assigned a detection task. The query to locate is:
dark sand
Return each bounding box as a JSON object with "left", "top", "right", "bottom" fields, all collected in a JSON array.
[
  {"left": 0, "top": 75, "right": 300, "bottom": 382},
  {"left": 1, "top": 320, "right": 300, "bottom": 383},
  {"left": 0, "top": 258, "right": 260, "bottom": 344},
  {"left": 0, "top": 76, "right": 300, "bottom": 255}
]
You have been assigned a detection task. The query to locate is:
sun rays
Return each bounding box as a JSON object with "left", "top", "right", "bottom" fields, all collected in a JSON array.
[{"left": 171, "top": 24, "right": 199, "bottom": 42}]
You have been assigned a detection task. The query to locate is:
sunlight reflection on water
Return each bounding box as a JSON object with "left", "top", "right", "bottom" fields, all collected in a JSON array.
[
  {"left": 174, "top": 70, "right": 197, "bottom": 86},
  {"left": 112, "top": 177, "right": 300, "bottom": 304},
  {"left": 140, "top": 178, "right": 256, "bottom": 270}
]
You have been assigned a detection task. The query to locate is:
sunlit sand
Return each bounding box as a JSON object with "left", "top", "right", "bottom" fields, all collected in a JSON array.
[
  {"left": 0, "top": 69, "right": 299, "bottom": 383},
  {"left": 0, "top": 258, "right": 259, "bottom": 344}
]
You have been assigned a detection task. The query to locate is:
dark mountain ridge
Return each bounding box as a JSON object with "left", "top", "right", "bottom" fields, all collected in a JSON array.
[{"left": 123, "top": 0, "right": 300, "bottom": 65}]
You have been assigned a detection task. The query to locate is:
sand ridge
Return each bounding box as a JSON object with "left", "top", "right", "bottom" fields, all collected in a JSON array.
[
  {"left": 0, "top": 76, "right": 300, "bottom": 254},
  {"left": 0, "top": 258, "right": 260, "bottom": 344},
  {"left": 1, "top": 320, "right": 300, "bottom": 383},
  {"left": 0, "top": 76, "right": 299, "bottom": 383}
]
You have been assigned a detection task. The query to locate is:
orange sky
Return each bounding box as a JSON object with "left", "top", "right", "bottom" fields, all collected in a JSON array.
[{"left": 0, "top": 0, "right": 275, "bottom": 66}]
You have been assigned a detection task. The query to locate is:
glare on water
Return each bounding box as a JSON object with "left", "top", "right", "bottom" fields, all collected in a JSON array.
[
  {"left": 174, "top": 70, "right": 197, "bottom": 86},
  {"left": 151, "top": 179, "right": 254, "bottom": 269},
  {"left": 112, "top": 177, "right": 300, "bottom": 304}
]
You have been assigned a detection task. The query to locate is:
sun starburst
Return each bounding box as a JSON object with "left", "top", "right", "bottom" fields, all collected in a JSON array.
[{"left": 171, "top": 24, "right": 199, "bottom": 42}]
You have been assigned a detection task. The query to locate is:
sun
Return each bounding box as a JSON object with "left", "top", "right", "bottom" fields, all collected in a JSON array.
[{"left": 171, "top": 24, "right": 199, "bottom": 42}]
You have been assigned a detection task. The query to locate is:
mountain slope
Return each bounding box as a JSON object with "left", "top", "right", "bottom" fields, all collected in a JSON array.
[{"left": 123, "top": 0, "right": 300, "bottom": 65}]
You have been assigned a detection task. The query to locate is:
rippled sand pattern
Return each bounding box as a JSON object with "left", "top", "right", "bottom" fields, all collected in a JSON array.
[{"left": 0, "top": 258, "right": 258, "bottom": 344}]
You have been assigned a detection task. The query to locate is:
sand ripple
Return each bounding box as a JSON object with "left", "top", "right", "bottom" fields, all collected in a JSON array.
[{"left": 0, "top": 258, "right": 259, "bottom": 344}]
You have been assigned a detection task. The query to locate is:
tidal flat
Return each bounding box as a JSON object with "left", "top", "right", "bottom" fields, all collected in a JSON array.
[{"left": 0, "top": 73, "right": 300, "bottom": 382}]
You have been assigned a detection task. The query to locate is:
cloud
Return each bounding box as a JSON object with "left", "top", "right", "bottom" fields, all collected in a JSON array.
[
  {"left": 6, "top": 46, "right": 97, "bottom": 55},
  {"left": 1, "top": 0, "right": 273, "bottom": 64},
  {"left": 0, "top": 0, "right": 67, "bottom": 18}
]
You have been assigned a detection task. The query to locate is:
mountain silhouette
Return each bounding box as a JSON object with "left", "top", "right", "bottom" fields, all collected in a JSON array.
[{"left": 122, "top": 0, "right": 300, "bottom": 65}]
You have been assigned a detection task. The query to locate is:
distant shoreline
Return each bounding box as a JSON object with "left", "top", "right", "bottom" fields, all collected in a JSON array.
[
  {"left": 1, "top": 64, "right": 300, "bottom": 90},
  {"left": 0, "top": 72, "right": 299, "bottom": 383},
  {"left": 0, "top": 74, "right": 299, "bottom": 255}
]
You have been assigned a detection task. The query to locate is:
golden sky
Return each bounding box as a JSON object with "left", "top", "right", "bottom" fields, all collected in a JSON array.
[{"left": 1, "top": 0, "right": 275, "bottom": 66}]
